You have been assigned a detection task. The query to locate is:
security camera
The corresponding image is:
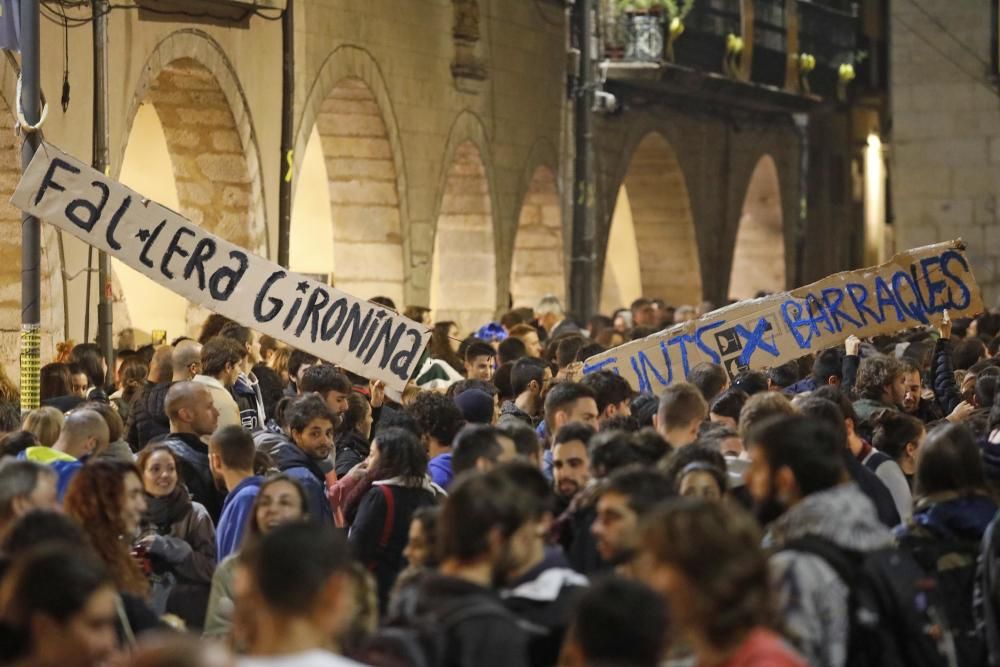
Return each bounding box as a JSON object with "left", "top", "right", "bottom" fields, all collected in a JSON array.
[{"left": 593, "top": 90, "right": 618, "bottom": 114}]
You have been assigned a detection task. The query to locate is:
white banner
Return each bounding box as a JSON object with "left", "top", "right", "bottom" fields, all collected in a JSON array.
[{"left": 11, "top": 142, "right": 430, "bottom": 392}]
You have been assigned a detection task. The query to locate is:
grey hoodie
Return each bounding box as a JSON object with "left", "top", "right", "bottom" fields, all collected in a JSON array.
[{"left": 765, "top": 483, "right": 895, "bottom": 667}]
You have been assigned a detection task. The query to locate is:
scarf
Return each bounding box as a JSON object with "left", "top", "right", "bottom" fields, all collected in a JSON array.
[{"left": 143, "top": 485, "right": 191, "bottom": 532}]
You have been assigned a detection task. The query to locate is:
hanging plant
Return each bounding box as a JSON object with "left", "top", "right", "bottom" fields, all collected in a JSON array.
[{"left": 663, "top": 0, "right": 696, "bottom": 62}]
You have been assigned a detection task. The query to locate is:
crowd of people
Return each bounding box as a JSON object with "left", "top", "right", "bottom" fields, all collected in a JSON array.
[{"left": 1, "top": 293, "right": 1000, "bottom": 667}]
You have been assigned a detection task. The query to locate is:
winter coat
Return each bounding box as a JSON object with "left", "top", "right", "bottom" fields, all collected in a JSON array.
[
  {"left": 500, "top": 400, "right": 536, "bottom": 426},
  {"left": 860, "top": 447, "right": 913, "bottom": 522},
  {"left": 160, "top": 432, "right": 226, "bottom": 522},
  {"left": 334, "top": 430, "right": 370, "bottom": 480},
  {"left": 232, "top": 373, "right": 266, "bottom": 431},
  {"left": 931, "top": 337, "right": 962, "bottom": 415},
  {"left": 845, "top": 452, "right": 901, "bottom": 528},
  {"left": 766, "top": 483, "right": 895, "bottom": 667},
  {"left": 271, "top": 441, "right": 333, "bottom": 524},
  {"left": 126, "top": 381, "right": 172, "bottom": 450},
  {"left": 348, "top": 476, "right": 443, "bottom": 610},
  {"left": 852, "top": 397, "right": 897, "bottom": 429},
  {"left": 407, "top": 572, "right": 531, "bottom": 667},
  {"left": 216, "top": 476, "right": 262, "bottom": 561},
  {"left": 192, "top": 375, "right": 242, "bottom": 430},
  {"left": 137, "top": 486, "right": 217, "bottom": 629},
  {"left": 501, "top": 548, "right": 588, "bottom": 667},
  {"left": 203, "top": 553, "right": 238, "bottom": 639}
]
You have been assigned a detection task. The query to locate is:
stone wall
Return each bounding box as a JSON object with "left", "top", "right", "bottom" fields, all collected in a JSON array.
[{"left": 890, "top": 0, "right": 1000, "bottom": 306}]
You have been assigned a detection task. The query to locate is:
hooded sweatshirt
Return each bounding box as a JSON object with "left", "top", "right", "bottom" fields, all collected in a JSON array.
[
  {"left": 270, "top": 441, "right": 333, "bottom": 524},
  {"left": 765, "top": 483, "right": 895, "bottom": 667},
  {"left": 19, "top": 446, "right": 81, "bottom": 501}
]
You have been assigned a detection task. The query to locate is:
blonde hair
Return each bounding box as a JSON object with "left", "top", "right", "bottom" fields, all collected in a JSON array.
[{"left": 22, "top": 407, "right": 64, "bottom": 447}]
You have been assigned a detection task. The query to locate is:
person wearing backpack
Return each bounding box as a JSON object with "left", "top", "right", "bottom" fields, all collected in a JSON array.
[
  {"left": 895, "top": 423, "right": 996, "bottom": 667},
  {"left": 367, "top": 468, "right": 532, "bottom": 667},
  {"left": 746, "top": 410, "right": 949, "bottom": 667},
  {"left": 348, "top": 427, "right": 444, "bottom": 612}
]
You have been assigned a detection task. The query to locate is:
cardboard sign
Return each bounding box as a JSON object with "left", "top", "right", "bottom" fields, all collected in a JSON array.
[
  {"left": 11, "top": 143, "right": 430, "bottom": 392},
  {"left": 583, "top": 240, "right": 983, "bottom": 394}
]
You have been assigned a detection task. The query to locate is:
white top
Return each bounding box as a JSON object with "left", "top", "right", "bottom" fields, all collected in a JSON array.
[{"left": 238, "top": 650, "right": 367, "bottom": 667}]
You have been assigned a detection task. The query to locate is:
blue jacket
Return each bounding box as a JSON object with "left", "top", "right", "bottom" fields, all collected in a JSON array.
[
  {"left": 270, "top": 442, "right": 333, "bottom": 524},
  {"left": 216, "top": 476, "right": 263, "bottom": 561},
  {"left": 20, "top": 447, "right": 82, "bottom": 501},
  {"left": 428, "top": 453, "right": 453, "bottom": 489}
]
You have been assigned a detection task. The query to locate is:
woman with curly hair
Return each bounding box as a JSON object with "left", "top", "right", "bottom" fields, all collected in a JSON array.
[
  {"left": 636, "top": 498, "right": 806, "bottom": 666},
  {"left": 64, "top": 460, "right": 149, "bottom": 598}
]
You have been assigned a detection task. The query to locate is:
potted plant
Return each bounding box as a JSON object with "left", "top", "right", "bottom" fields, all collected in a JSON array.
[{"left": 617, "top": 0, "right": 695, "bottom": 62}]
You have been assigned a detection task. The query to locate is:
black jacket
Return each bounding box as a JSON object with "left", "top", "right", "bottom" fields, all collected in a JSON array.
[
  {"left": 931, "top": 338, "right": 962, "bottom": 415},
  {"left": 411, "top": 573, "right": 530, "bottom": 667},
  {"left": 127, "top": 382, "right": 173, "bottom": 451},
  {"left": 334, "top": 430, "right": 370, "bottom": 479},
  {"left": 349, "top": 481, "right": 439, "bottom": 611},
  {"left": 502, "top": 548, "right": 588, "bottom": 667},
  {"left": 160, "top": 432, "right": 225, "bottom": 522}
]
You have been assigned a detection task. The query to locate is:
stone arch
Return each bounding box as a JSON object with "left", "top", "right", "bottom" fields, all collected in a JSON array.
[
  {"left": 728, "top": 154, "right": 785, "bottom": 300},
  {"left": 603, "top": 132, "right": 701, "bottom": 309},
  {"left": 115, "top": 30, "right": 267, "bottom": 341},
  {"left": 292, "top": 77, "right": 405, "bottom": 304},
  {"left": 0, "top": 57, "right": 65, "bottom": 382},
  {"left": 430, "top": 140, "right": 497, "bottom": 336},
  {"left": 295, "top": 46, "right": 409, "bottom": 297},
  {"left": 510, "top": 164, "right": 564, "bottom": 308}
]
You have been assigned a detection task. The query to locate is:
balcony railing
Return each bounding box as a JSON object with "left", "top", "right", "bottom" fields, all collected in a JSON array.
[{"left": 600, "top": 0, "right": 860, "bottom": 101}]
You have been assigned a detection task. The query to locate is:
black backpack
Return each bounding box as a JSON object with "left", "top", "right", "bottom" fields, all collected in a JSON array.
[
  {"left": 359, "top": 592, "right": 517, "bottom": 667},
  {"left": 782, "top": 535, "right": 955, "bottom": 667},
  {"left": 899, "top": 529, "right": 989, "bottom": 667},
  {"left": 977, "top": 513, "right": 1000, "bottom": 666}
]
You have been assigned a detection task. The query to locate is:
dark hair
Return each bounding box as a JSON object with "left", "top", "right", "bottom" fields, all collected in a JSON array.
[
  {"left": 287, "top": 349, "right": 319, "bottom": 382},
  {"left": 709, "top": 389, "right": 748, "bottom": 424},
  {"left": 285, "top": 394, "right": 336, "bottom": 433},
  {"left": 493, "top": 461, "right": 554, "bottom": 517},
  {"left": 953, "top": 337, "right": 987, "bottom": 371},
  {"left": 299, "top": 364, "right": 352, "bottom": 397},
  {"left": 588, "top": 430, "right": 642, "bottom": 477},
  {"left": 812, "top": 385, "right": 860, "bottom": 424},
  {"left": 407, "top": 392, "right": 464, "bottom": 446},
  {"left": 581, "top": 370, "right": 634, "bottom": 415},
  {"left": 631, "top": 393, "right": 659, "bottom": 427},
  {"left": 0, "top": 545, "right": 112, "bottom": 648},
  {"left": 554, "top": 422, "right": 595, "bottom": 447},
  {"left": 201, "top": 336, "right": 247, "bottom": 377},
  {"left": 464, "top": 341, "right": 496, "bottom": 364},
  {"left": 855, "top": 355, "right": 903, "bottom": 401},
  {"left": 767, "top": 361, "right": 799, "bottom": 389},
  {"left": 600, "top": 465, "right": 674, "bottom": 515},
  {"left": 632, "top": 428, "right": 672, "bottom": 463},
  {"left": 657, "top": 382, "right": 708, "bottom": 431},
  {"left": 493, "top": 362, "right": 514, "bottom": 402},
  {"left": 437, "top": 469, "right": 532, "bottom": 561},
  {"left": 795, "top": 396, "right": 849, "bottom": 448},
  {"left": 812, "top": 348, "right": 844, "bottom": 385},
  {"left": 731, "top": 370, "right": 768, "bottom": 396},
  {"left": 659, "top": 445, "right": 727, "bottom": 494},
  {"left": 0, "top": 431, "right": 39, "bottom": 458},
  {"left": 198, "top": 314, "right": 235, "bottom": 345},
  {"left": 219, "top": 323, "right": 253, "bottom": 349},
  {"left": 872, "top": 411, "right": 924, "bottom": 464},
  {"left": 543, "top": 382, "right": 597, "bottom": 428},
  {"left": 2, "top": 509, "right": 86, "bottom": 555},
  {"left": 39, "top": 362, "right": 71, "bottom": 400},
  {"left": 247, "top": 474, "right": 310, "bottom": 543},
  {"left": 556, "top": 336, "right": 586, "bottom": 368},
  {"left": 601, "top": 414, "right": 640, "bottom": 433},
  {"left": 371, "top": 428, "right": 428, "bottom": 483},
  {"left": 411, "top": 506, "right": 441, "bottom": 568},
  {"left": 915, "top": 423, "right": 988, "bottom": 498},
  {"left": 452, "top": 424, "right": 503, "bottom": 477},
  {"left": 337, "top": 392, "right": 371, "bottom": 436},
  {"left": 243, "top": 521, "right": 351, "bottom": 614},
  {"left": 570, "top": 576, "right": 667, "bottom": 667},
  {"left": 0, "top": 401, "right": 19, "bottom": 433},
  {"left": 210, "top": 424, "right": 257, "bottom": 471},
  {"left": 976, "top": 370, "right": 1000, "bottom": 408},
  {"left": 446, "top": 378, "right": 498, "bottom": 400},
  {"left": 577, "top": 343, "right": 605, "bottom": 362},
  {"left": 374, "top": 409, "right": 420, "bottom": 439},
  {"left": 695, "top": 424, "right": 740, "bottom": 455},
  {"left": 747, "top": 414, "right": 845, "bottom": 496},
  {"left": 510, "top": 357, "right": 548, "bottom": 397},
  {"left": 496, "top": 419, "right": 541, "bottom": 460},
  {"left": 688, "top": 363, "right": 729, "bottom": 402},
  {"left": 71, "top": 343, "right": 107, "bottom": 389},
  {"left": 254, "top": 364, "right": 285, "bottom": 422},
  {"left": 640, "top": 499, "right": 770, "bottom": 651},
  {"left": 429, "top": 322, "right": 464, "bottom": 373},
  {"left": 497, "top": 337, "right": 527, "bottom": 365}
]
